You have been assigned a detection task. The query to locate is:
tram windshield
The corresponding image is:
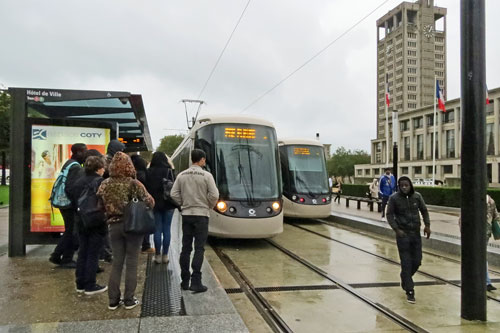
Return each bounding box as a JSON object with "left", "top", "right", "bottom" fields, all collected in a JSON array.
[
  {"left": 282, "top": 145, "right": 329, "bottom": 195},
  {"left": 214, "top": 124, "right": 279, "bottom": 201}
]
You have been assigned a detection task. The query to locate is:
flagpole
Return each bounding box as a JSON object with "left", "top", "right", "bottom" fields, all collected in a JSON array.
[
  {"left": 385, "top": 81, "right": 389, "bottom": 168},
  {"left": 432, "top": 75, "right": 437, "bottom": 187}
]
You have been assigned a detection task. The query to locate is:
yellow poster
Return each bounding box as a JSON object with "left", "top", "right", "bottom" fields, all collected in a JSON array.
[{"left": 30, "top": 125, "right": 110, "bottom": 232}]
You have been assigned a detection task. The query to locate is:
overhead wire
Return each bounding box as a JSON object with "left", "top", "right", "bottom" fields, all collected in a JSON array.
[
  {"left": 197, "top": 0, "right": 252, "bottom": 100},
  {"left": 241, "top": 0, "right": 393, "bottom": 113}
]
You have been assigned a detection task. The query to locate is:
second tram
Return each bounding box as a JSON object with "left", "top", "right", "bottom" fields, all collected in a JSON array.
[
  {"left": 279, "top": 138, "right": 331, "bottom": 218},
  {"left": 172, "top": 114, "right": 283, "bottom": 238}
]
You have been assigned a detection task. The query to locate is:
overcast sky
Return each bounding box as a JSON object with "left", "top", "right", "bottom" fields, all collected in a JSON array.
[{"left": 1, "top": 0, "right": 499, "bottom": 153}]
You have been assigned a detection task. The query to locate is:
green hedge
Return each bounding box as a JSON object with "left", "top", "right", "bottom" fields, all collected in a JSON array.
[
  {"left": 0, "top": 185, "right": 8, "bottom": 206},
  {"left": 342, "top": 184, "right": 500, "bottom": 208}
]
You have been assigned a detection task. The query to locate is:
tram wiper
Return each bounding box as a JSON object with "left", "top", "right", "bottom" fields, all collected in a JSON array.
[
  {"left": 295, "top": 174, "right": 316, "bottom": 198},
  {"left": 237, "top": 153, "right": 255, "bottom": 204}
]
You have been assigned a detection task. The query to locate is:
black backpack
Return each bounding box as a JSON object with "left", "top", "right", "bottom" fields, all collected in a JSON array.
[
  {"left": 162, "top": 169, "right": 178, "bottom": 207},
  {"left": 77, "top": 178, "right": 106, "bottom": 230}
]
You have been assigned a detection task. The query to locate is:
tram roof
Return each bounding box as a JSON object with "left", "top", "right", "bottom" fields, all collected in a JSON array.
[
  {"left": 195, "top": 114, "right": 275, "bottom": 130},
  {"left": 9, "top": 87, "right": 153, "bottom": 152},
  {"left": 278, "top": 138, "right": 324, "bottom": 147}
]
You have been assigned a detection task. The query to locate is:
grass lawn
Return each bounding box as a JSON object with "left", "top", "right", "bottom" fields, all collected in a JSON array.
[{"left": 0, "top": 185, "right": 8, "bottom": 205}]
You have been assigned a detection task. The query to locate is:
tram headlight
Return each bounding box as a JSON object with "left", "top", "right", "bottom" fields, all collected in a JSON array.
[
  {"left": 229, "top": 206, "right": 237, "bottom": 214},
  {"left": 216, "top": 201, "right": 228, "bottom": 213},
  {"left": 272, "top": 202, "right": 280, "bottom": 211},
  {"left": 266, "top": 207, "right": 272, "bottom": 213},
  {"left": 292, "top": 195, "right": 298, "bottom": 201}
]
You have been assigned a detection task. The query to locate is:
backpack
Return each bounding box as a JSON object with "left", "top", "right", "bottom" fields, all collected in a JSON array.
[
  {"left": 77, "top": 178, "right": 106, "bottom": 230},
  {"left": 49, "top": 161, "right": 80, "bottom": 209},
  {"left": 162, "top": 169, "right": 178, "bottom": 207}
]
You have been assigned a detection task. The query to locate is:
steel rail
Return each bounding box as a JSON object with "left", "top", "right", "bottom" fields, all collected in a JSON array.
[
  {"left": 211, "top": 244, "right": 294, "bottom": 333},
  {"left": 289, "top": 220, "right": 500, "bottom": 304}
]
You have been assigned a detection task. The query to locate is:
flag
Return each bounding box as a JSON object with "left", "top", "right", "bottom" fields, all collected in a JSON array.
[
  {"left": 486, "top": 84, "right": 490, "bottom": 105},
  {"left": 436, "top": 80, "right": 446, "bottom": 112},
  {"left": 385, "top": 74, "right": 390, "bottom": 107}
]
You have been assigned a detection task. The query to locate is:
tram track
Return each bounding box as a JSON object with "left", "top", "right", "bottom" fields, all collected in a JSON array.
[
  {"left": 288, "top": 219, "right": 500, "bottom": 304},
  {"left": 211, "top": 239, "right": 428, "bottom": 333}
]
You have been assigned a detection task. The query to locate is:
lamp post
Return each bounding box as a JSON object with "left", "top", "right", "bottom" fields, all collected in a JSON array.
[{"left": 392, "top": 110, "right": 398, "bottom": 181}]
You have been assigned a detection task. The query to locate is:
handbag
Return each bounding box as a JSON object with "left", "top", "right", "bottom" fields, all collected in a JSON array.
[
  {"left": 162, "top": 169, "right": 180, "bottom": 208},
  {"left": 492, "top": 220, "right": 500, "bottom": 240},
  {"left": 123, "top": 184, "right": 155, "bottom": 234}
]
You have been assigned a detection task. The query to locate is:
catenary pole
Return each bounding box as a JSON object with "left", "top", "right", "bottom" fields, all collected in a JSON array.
[
  {"left": 385, "top": 81, "right": 389, "bottom": 168},
  {"left": 392, "top": 110, "right": 398, "bottom": 181},
  {"left": 460, "top": 0, "right": 487, "bottom": 321}
]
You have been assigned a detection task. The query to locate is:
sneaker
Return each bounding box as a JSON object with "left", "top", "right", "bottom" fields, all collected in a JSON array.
[
  {"left": 487, "top": 284, "right": 497, "bottom": 292},
  {"left": 108, "top": 299, "right": 123, "bottom": 310},
  {"left": 49, "top": 255, "right": 62, "bottom": 265},
  {"left": 84, "top": 284, "right": 108, "bottom": 295},
  {"left": 162, "top": 255, "right": 169, "bottom": 264},
  {"left": 406, "top": 290, "right": 416, "bottom": 304},
  {"left": 76, "top": 286, "right": 85, "bottom": 293},
  {"left": 142, "top": 247, "right": 155, "bottom": 254},
  {"left": 190, "top": 283, "right": 208, "bottom": 293},
  {"left": 60, "top": 261, "right": 77, "bottom": 269},
  {"left": 124, "top": 297, "right": 140, "bottom": 310},
  {"left": 153, "top": 255, "right": 162, "bottom": 264},
  {"left": 180, "top": 281, "right": 190, "bottom": 290}
]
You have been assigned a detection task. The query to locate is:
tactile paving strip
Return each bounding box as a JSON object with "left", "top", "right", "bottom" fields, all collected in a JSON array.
[{"left": 140, "top": 254, "right": 185, "bottom": 317}]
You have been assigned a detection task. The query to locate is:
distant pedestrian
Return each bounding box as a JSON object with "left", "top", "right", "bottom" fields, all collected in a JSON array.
[
  {"left": 333, "top": 178, "right": 342, "bottom": 203},
  {"left": 73, "top": 155, "right": 108, "bottom": 295},
  {"left": 386, "top": 176, "right": 431, "bottom": 304},
  {"left": 459, "top": 194, "right": 498, "bottom": 292},
  {"left": 171, "top": 149, "right": 219, "bottom": 293},
  {"left": 131, "top": 154, "right": 154, "bottom": 254},
  {"left": 98, "top": 152, "right": 154, "bottom": 310},
  {"left": 369, "top": 178, "right": 379, "bottom": 200},
  {"left": 379, "top": 168, "right": 396, "bottom": 220},
  {"left": 146, "top": 152, "right": 176, "bottom": 264},
  {"left": 49, "top": 143, "right": 87, "bottom": 268}
]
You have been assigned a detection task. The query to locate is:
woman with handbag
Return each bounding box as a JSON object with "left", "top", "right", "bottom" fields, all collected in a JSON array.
[
  {"left": 146, "top": 152, "right": 176, "bottom": 264},
  {"left": 97, "top": 152, "right": 154, "bottom": 310}
]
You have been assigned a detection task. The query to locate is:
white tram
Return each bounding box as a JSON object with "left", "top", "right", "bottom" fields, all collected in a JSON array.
[
  {"left": 279, "top": 138, "right": 332, "bottom": 218},
  {"left": 171, "top": 115, "right": 283, "bottom": 238}
]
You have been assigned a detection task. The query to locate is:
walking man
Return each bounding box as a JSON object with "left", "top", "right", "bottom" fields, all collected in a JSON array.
[
  {"left": 379, "top": 167, "right": 396, "bottom": 220},
  {"left": 171, "top": 149, "right": 219, "bottom": 293},
  {"left": 386, "top": 176, "right": 431, "bottom": 304}
]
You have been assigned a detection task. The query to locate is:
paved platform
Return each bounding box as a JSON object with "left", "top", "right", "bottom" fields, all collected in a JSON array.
[
  {"left": 0, "top": 208, "right": 248, "bottom": 332},
  {"left": 330, "top": 198, "right": 500, "bottom": 266}
]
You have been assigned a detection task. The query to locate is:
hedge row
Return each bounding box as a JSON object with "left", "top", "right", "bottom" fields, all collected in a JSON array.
[
  {"left": 342, "top": 184, "right": 500, "bottom": 208},
  {"left": 0, "top": 185, "right": 8, "bottom": 206}
]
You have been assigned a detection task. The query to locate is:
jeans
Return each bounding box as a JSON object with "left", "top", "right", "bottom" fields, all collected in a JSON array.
[
  {"left": 108, "top": 222, "right": 143, "bottom": 304},
  {"left": 179, "top": 215, "right": 209, "bottom": 285},
  {"left": 153, "top": 209, "right": 174, "bottom": 255},
  {"left": 396, "top": 232, "right": 422, "bottom": 292},
  {"left": 75, "top": 230, "right": 104, "bottom": 290},
  {"left": 381, "top": 195, "right": 390, "bottom": 217},
  {"left": 52, "top": 208, "right": 78, "bottom": 263}
]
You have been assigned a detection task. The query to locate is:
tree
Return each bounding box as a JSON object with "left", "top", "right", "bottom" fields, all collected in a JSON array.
[
  {"left": 327, "top": 147, "right": 370, "bottom": 178},
  {"left": 0, "top": 91, "right": 10, "bottom": 185},
  {"left": 157, "top": 135, "right": 184, "bottom": 156}
]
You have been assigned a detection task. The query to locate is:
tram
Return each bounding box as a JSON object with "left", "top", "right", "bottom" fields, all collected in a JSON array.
[
  {"left": 171, "top": 114, "right": 283, "bottom": 238},
  {"left": 279, "top": 138, "right": 331, "bottom": 218}
]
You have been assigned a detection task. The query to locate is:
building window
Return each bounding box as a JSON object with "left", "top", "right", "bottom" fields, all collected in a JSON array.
[
  {"left": 443, "top": 110, "right": 454, "bottom": 123},
  {"left": 435, "top": 54, "right": 444, "bottom": 60},
  {"left": 446, "top": 130, "right": 455, "bottom": 158},
  {"left": 375, "top": 143, "right": 382, "bottom": 163},
  {"left": 417, "top": 134, "right": 424, "bottom": 159},
  {"left": 357, "top": 169, "right": 362, "bottom": 176},
  {"left": 435, "top": 36, "right": 444, "bottom": 43},
  {"left": 404, "top": 136, "right": 410, "bottom": 161},
  {"left": 408, "top": 103, "right": 417, "bottom": 109},
  {"left": 429, "top": 133, "right": 439, "bottom": 158},
  {"left": 488, "top": 164, "right": 492, "bottom": 183},
  {"left": 427, "top": 114, "right": 434, "bottom": 126},
  {"left": 435, "top": 71, "right": 445, "bottom": 77},
  {"left": 408, "top": 76, "right": 417, "bottom": 83},
  {"left": 408, "top": 67, "right": 417, "bottom": 74},
  {"left": 408, "top": 85, "right": 417, "bottom": 91},
  {"left": 413, "top": 117, "right": 423, "bottom": 129},
  {"left": 486, "top": 123, "right": 495, "bottom": 155},
  {"left": 427, "top": 165, "right": 434, "bottom": 175},
  {"left": 365, "top": 169, "right": 371, "bottom": 175},
  {"left": 408, "top": 50, "right": 417, "bottom": 56},
  {"left": 400, "top": 120, "right": 409, "bottom": 131},
  {"left": 414, "top": 166, "right": 422, "bottom": 174},
  {"left": 408, "top": 94, "right": 417, "bottom": 100},
  {"left": 408, "top": 41, "right": 417, "bottom": 48},
  {"left": 402, "top": 167, "right": 409, "bottom": 174},
  {"left": 435, "top": 45, "right": 444, "bottom": 51},
  {"left": 435, "top": 62, "right": 444, "bottom": 68},
  {"left": 443, "top": 165, "right": 453, "bottom": 174},
  {"left": 373, "top": 168, "right": 380, "bottom": 176}
]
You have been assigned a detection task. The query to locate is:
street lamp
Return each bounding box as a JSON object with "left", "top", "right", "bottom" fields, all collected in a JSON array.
[{"left": 392, "top": 110, "right": 399, "bottom": 181}]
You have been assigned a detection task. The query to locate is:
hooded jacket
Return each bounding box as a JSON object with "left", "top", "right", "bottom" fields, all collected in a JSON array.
[
  {"left": 379, "top": 173, "right": 396, "bottom": 197},
  {"left": 386, "top": 176, "right": 430, "bottom": 233},
  {"left": 97, "top": 152, "right": 154, "bottom": 223}
]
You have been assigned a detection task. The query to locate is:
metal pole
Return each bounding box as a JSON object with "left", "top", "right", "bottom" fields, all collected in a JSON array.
[
  {"left": 432, "top": 75, "right": 437, "bottom": 187},
  {"left": 460, "top": 0, "right": 486, "bottom": 321},
  {"left": 392, "top": 111, "right": 398, "bottom": 181},
  {"left": 385, "top": 83, "right": 389, "bottom": 167}
]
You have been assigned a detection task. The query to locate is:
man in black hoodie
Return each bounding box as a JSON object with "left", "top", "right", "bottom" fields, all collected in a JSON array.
[{"left": 386, "top": 176, "right": 431, "bottom": 304}]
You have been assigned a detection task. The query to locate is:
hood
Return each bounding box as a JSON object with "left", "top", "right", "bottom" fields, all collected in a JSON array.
[
  {"left": 109, "top": 152, "right": 136, "bottom": 178},
  {"left": 107, "top": 139, "right": 125, "bottom": 156},
  {"left": 397, "top": 176, "right": 415, "bottom": 196}
]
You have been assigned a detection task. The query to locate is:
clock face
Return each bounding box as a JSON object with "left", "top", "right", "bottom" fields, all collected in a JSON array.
[{"left": 423, "top": 24, "right": 434, "bottom": 38}]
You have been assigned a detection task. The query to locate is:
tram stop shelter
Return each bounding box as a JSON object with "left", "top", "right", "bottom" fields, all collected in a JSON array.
[{"left": 7, "top": 87, "right": 153, "bottom": 257}]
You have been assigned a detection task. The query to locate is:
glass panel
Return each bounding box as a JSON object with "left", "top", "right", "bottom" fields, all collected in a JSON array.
[{"left": 284, "top": 145, "right": 329, "bottom": 195}]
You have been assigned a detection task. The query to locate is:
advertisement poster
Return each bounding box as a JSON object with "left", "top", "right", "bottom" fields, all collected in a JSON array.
[{"left": 30, "top": 124, "right": 110, "bottom": 232}]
